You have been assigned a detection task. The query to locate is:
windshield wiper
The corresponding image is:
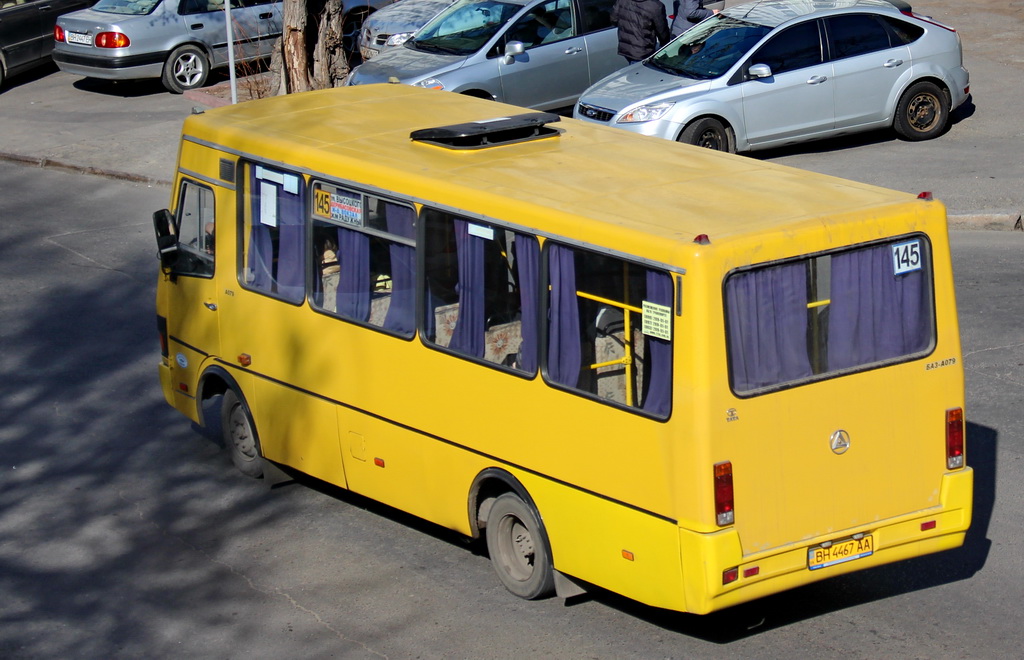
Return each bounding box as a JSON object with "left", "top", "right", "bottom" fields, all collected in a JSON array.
[{"left": 411, "top": 41, "right": 461, "bottom": 55}]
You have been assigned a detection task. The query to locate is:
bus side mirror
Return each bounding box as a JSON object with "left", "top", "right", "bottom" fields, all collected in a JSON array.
[
  {"left": 153, "top": 208, "right": 179, "bottom": 271},
  {"left": 503, "top": 41, "right": 525, "bottom": 65}
]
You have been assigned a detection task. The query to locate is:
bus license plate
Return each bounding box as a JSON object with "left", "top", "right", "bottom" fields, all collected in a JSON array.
[
  {"left": 808, "top": 535, "right": 873, "bottom": 570},
  {"left": 66, "top": 32, "right": 93, "bottom": 46}
]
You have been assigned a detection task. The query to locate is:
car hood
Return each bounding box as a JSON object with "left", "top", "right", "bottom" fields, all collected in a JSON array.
[
  {"left": 349, "top": 44, "right": 464, "bottom": 84},
  {"left": 581, "top": 63, "right": 710, "bottom": 113},
  {"left": 367, "top": 0, "right": 452, "bottom": 34}
]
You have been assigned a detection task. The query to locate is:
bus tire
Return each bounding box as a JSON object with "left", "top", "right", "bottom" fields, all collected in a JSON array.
[
  {"left": 679, "top": 117, "right": 734, "bottom": 153},
  {"left": 485, "top": 493, "right": 555, "bottom": 599},
  {"left": 221, "top": 389, "right": 263, "bottom": 478},
  {"left": 893, "top": 80, "right": 949, "bottom": 141}
]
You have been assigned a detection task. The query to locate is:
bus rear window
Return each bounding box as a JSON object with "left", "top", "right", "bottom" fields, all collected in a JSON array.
[{"left": 725, "top": 236, "right": 934, "bottom": 394}]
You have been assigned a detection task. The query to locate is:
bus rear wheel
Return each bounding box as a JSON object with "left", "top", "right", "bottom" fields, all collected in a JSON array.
[
  {"left": 485, "top": 493, "right": 555, "bottom": 599},
  {"left": 221, "top": 389, "right": 263, "bottom": 478}
]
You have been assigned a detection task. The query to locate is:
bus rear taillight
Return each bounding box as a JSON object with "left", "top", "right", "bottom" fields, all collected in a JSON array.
[
  {"left": 157, "top": 315, "right": 168, "bottom": 358},
  {"left": 714, "top": 461, "right": 734, "bottom": 526},
  {"left": 946, "top": 408, "right": 965, "bottom": 469}
]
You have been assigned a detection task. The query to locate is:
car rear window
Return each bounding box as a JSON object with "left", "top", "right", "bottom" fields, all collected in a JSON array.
[
  {"left": 827, "top": 14, "right": 894, "bottom": 59},
  {"left": 93, "top": 0, "right": 162, "bottom": 15}
]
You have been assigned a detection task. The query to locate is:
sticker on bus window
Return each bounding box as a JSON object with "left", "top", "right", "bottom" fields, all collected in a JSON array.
[
  {"left": 260, "top": 182, "right": 278, "bottom": 227},
  {"left": 891, "top": 240, "right": 922, "bottom": 275},
  {"left": 467, "top": 223, "right": 494, "bottom": 240},
  {"left": 642, "top": 301, "right": 672, "bottom": 340}
]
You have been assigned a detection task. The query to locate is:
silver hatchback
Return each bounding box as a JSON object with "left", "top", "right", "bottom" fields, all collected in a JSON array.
[
  {"left": 346, "top": 0, "right": 626, "bottom": 111},
  {"left": 574, "top": 0, "right": 970, "bottom": 152}
]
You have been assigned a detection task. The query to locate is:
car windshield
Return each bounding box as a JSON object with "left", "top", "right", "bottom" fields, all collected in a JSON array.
[
  {"left": 410, "top": 0, "right": 526, "bottom": 56},
  {"left": 92, "top": 0, "right": 163, "bottom": 15},
  {"left": 648, "top": 15, "right": 771, "bottom": 79}
]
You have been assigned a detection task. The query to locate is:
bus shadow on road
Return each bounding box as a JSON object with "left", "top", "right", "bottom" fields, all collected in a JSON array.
[{"left": 564, "top": 420, "right": 996, "bottom": 643}]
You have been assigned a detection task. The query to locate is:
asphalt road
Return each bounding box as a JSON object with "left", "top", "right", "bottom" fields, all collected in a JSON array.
[{"left": 0, "top": 164, "right": 1022, "bottom": 658}]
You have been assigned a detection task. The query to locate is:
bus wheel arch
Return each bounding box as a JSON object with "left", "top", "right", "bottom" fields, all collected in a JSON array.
[{"left": 469, "top": 469, "right": 556, "bottom": 599}]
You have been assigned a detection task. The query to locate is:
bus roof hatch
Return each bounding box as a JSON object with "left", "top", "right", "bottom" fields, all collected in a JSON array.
[{"left": 410, "top": 113, "right": 561, "bottom": 150}]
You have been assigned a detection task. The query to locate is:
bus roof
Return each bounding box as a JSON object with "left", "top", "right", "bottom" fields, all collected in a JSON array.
[{"left": 185, "top": 85, "right": 939, "bottom": 264}]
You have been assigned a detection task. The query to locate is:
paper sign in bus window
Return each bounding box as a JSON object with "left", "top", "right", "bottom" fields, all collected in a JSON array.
[
  {"left": 892, "top": 240, "right": 922, "bottom": 275},
  {"left": 260, "top": 182, "right": 278, "bottom": 227},
  {"left": 642, "top": 301, "right": 672, "bottom": 340}
]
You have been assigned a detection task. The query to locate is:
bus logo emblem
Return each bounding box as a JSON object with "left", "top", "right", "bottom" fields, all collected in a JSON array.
[{"left": 830, "top": 430, "right": 851, "bottom": 455}]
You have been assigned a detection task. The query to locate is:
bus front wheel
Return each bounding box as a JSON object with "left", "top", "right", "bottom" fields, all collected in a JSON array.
[
  {"left": 485, "top": 493, "right": 555, "bottom": 599},
  {"left": 221, "top": 389, "right": 263, "bottom": 478}
]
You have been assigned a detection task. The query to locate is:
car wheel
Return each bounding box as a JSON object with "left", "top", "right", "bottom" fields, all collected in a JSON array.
[
  {"left": 894, "top": 81, "right": 950, "bottom": 141},
  {"left": 162, "top": 45, "right": 210, "bottom": 94},
  {"left": 485, "top": 493, "right": 555, "bottom": 600},
  {"left": 679, "top": 117, "right": 734, "bottom": 153},
  {"left": 221, "top": 389, "right": 263, "bottom": 478}
]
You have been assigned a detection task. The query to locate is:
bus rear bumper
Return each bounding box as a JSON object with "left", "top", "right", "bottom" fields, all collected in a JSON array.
[{"left": 680, "top": 467, "right": 974, "bottom": 614}]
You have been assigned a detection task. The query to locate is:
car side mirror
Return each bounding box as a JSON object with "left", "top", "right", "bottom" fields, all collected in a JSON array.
[
  {"left": 153, "top": 208, "right": 179, "bottom": 271},
  {"left": 748, "top": 63, "right": 773, "bottom": 79},
  {"left": 503, "top": 41, "right": 525, "bottom": 65}
]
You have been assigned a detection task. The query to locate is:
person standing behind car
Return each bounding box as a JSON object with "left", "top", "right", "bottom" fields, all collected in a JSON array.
[
  {"left": 670, "top": 0, "right": 720, "bottom": 38},
  {"left": 611, "top": 0, "right": 671, "bottom": 64}
]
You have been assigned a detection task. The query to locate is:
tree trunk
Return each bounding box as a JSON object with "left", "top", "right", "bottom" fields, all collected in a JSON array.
[{"left": 273, "top": 0, "right": 351, "bottom": 95}]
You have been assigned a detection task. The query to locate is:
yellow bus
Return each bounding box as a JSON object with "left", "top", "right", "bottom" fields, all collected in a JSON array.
[{"left": 153, "top": 84, "right": 972, "bottom": 615}]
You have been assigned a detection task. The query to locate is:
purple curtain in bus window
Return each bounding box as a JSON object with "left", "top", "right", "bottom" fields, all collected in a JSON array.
[
  {"left": 827, "top": 244, "right": 929, "bottom": 370},
  {"left": 515, "top": 235, "right": 539, "bottom": 372},
  {"left": 726, "top": 262, "right": 812, "bottom": 391},
  {"left": 449, "top": 220, "right": 485, "bottom": 357},
  {"left": 336, "top": 227, "right": 370, "bottom": 321},
  {"left": 547, "top": 244, "right": 581, "bottom": 387},
  {"left": 383, "top": 203, "right": 415, "bottom": 334},
  {"left": 275, "top": 186, "right": 305, "bottom": 302},
  {"left": 642, "top": 269, "right": 672, "bottom": 416}
]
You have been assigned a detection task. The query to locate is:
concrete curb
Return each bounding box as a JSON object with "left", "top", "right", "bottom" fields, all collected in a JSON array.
[
  {"left": 0, "top": 151, "right": 173, "bottom": 187},
  {"left": 947, "top": 213, "right": 1023, "bottom": 231}
]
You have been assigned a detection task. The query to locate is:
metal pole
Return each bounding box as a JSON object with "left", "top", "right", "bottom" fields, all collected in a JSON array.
[{"left": 225, "top": 0, "right": 238, "bottom": 104}]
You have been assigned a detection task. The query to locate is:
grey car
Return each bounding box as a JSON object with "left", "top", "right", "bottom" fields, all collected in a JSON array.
[
  {"left": 574, "top": 0, "right": 970, "bottom": 152},
  {"left": 346, "top": 0, "right": 628, "bottom": 111},
  {"left": 358, "top": 0, "right": 454, "bottom": 62},
  {"left": 52, "top": 0, "right": 283, "bottom": 93},
  {"left": 0, "top": 0, "right": 93, "bottom": 88}
]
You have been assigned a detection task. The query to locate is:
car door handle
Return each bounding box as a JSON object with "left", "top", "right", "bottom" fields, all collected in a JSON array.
[
  {"left": 259, "top": 12, "right": 273, "bottom": 19},
  {"left": 884, "top": 58, "right": 904, "bottom": 68},
  {"left": 204, "top": 301, "right": 218, "bottom": 311},
  {"left": 564, "top": 46, "right": 583, "bottom": 55},
  {"left": 807, "top": 75, "right": 828, "bottom": 84},
  {"left": 191, "top": 23, "right": 204, "bottom": 30}
]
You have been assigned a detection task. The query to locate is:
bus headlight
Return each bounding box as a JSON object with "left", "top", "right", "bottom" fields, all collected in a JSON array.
[
  {"left": 618, "top": 102, "right": 674, "bottom": 123},
  {"left": 414, "top": 78, "right": 446, "bottom": 90}
]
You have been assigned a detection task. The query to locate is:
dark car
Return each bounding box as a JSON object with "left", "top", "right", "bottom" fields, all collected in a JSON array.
[{"left": 0, "top": 0, "right": 93, "bottom": 87}]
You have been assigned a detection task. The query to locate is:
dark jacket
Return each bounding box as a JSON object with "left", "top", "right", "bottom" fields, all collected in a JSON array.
[
  {"left": 670, "top": 0, "right": 715, "bottom": 37},
  {"left": 611, "top": 0, "right": 671, "bottom": 62}
]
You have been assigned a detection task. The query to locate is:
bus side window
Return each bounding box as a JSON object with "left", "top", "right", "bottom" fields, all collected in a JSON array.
[
  {"left": 173, "top": 180, "right": 215, "bottom": 277},
  {"left": 240, "top": 163, "right": 305, "bottom": 303},
  {"left": 309, "top": 184, "right": 416, "bottom": 337},
  {"left": 421, "top": 208, "right": 540, "bottom": 372},
  {"left": 546, "top": 243, "right": 673, "bottom": 417}
]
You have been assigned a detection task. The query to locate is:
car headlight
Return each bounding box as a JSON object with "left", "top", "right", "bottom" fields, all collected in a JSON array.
[
  {"left": 618, "top": 102, "right": 675, "bottom": 123},
  {"left": 414, "top": 78, "right": 445, "bottom": 90},
  {"left": 385, "top": 32, "right": 414, "bottom": 47}
]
